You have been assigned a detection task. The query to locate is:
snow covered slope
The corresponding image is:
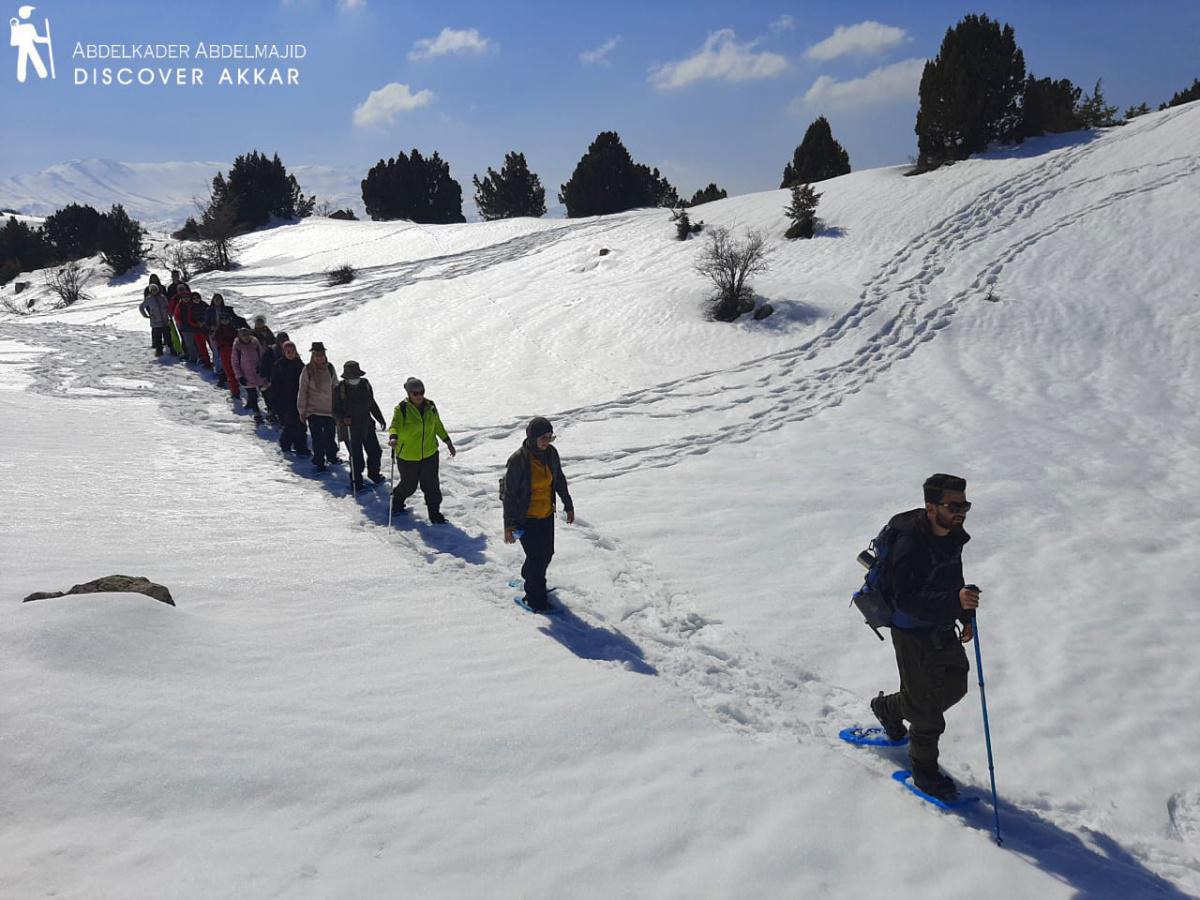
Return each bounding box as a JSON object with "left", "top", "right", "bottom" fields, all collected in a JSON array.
[{"left": 2, "top": 103, "right": 1199, "bottom": 897}]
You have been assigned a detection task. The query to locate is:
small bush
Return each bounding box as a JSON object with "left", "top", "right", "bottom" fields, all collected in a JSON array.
[
  {"left": 695, "top": 227, "right": 769, "bottom": 322},
  {"left": 327, "top": 264, "right": 356, "bottom": 286},
  {"left": 673, "top": 209, "right": 692, "bottom": 241},
  {"left": 784, "top": 183, "right": 822, "bottom": 239},
  {"left": 158, "top": 245, "right": 197, "bottom": 282},
  {"left": 46, "top": 261, "right": 91, "bottom": 308}
]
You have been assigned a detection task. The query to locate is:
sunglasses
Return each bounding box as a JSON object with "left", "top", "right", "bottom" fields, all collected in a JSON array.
[
  {"left": 936, "top": 501, "right": 972, "bottom": 513},
  {"left": 537, "top": 433, "right": 556, "bottom": 442}
]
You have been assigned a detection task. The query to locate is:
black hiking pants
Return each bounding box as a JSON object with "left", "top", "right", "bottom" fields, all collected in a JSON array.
[
  {"left": 392, "top": 453, "right": 441, "bottom": 514},
  {"left": 879, "top": 627, "right": 969, "bottom": 773},
  {"left": 518, "top": 515, "right": 555, "bottom": 607},
  {"left": 150, "top": 325, "right": 171, "bottom": 355},
  {"left": 348, "top": 428, "right": 382, "bottom": 486}
]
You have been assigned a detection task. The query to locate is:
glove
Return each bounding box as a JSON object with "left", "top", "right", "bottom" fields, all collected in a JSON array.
[{"left": 238, "top": 377, "right": 247, "bottom": 386}]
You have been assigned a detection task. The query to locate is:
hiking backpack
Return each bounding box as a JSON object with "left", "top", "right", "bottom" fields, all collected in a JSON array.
[{"left": 851, "top": 524, "right": 899, "bottom": 641}]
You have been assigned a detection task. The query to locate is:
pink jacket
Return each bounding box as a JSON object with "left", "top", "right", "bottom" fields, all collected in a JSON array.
[{"left": 231, "top": 337, "right": 268, "bottom": 388}]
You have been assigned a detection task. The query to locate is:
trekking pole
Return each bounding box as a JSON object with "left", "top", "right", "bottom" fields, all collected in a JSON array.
[
  {"left": 387, "top": 449, "right": 395, "bottom": 534},
  {"left": 966, "top": 586, "right": 1002, "bottom": 845}
]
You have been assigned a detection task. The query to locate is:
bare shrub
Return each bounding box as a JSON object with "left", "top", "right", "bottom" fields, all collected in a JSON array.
[
  {"left": 694, "top": 227, "right": 769, "bottom": 322},
  {"left": 46, "top": 261, "right": 91, "bottom": 308}
]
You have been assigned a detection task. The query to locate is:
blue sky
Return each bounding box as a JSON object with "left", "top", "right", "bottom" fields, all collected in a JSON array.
[{"left": 3, "top": 0, "right": 1198, "bottom": 203}]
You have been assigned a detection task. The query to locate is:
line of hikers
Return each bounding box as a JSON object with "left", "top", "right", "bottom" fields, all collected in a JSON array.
[{"left": 137, "top": 269, "right": 575, "bottom": 613}]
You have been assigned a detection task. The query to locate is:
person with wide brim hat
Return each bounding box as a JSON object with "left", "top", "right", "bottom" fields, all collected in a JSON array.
[
  {"left": 333, "top": 360, "right": 387, "bottom": 492},
  {"left": 298, "top": 342, "right": 340, "bottom": 472}
]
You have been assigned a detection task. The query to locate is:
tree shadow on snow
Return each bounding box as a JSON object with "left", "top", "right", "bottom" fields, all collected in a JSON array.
[
  {"left": 535, "top": 604, "right": 657, "bottom": 675},
  {"left": 870, "top": 747, "right": 1193, "bottom": 896}
]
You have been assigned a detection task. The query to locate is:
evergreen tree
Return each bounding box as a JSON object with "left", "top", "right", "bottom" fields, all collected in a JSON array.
[
  {"left": 473, "top": 152, "right": 547, "bottom": 220},
  {"left": 1124, "top": 102, "right": 1151, "bottom": 120},
  {"left": 0, "top": 216, "right": 54, "bottom": 284},
  {"left": 558, "top": 131, "right": 668, "bottom": 217},
  {"left": 97, "top": 204, "right": 146, "bottom": 276},
  {"left": 784, "top": 183, "right": 821, "bottom": 239},
  {"left": 1075, "top": 80, "right": 1119, "bottom": 128},
  {"left": 1020, "top": 75, "right": 1082, "bottom": 137},
  {"left": 915, "top": 14, "right": 1026, "bottom": 171},
  {"left": 43, "top": 203, "right": 103, "bottom": 261},
  {"left": 196, "top": 176, "right": 240, "bottom": 271},
  {"left": 221, "top": 151, "right": 314, "bottom": 231},
  {"left": 781, "top": 117, "right": 851, "bottom": 187},
  {"left": 361, "top": 150, "right": 466, "bottom": 223},
  {"left": 1162, "top": 78, "right": 1200, "bottom": 109},
  {"left": 685, "top": 183, "right": 728, "bottom": 207}
]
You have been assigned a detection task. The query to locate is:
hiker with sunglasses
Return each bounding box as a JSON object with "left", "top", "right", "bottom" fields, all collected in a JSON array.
[
  {"left": 387, "top": 377, "right": 455, "bottom": 524},
  {"left": 869, "top": 473, "right": 979, "bottom": 802},
  {"left": 503, "top": 417, "right": 575, "bottom": 613}
]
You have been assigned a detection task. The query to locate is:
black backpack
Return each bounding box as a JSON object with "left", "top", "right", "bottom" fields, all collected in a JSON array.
[{"left": 851, "top": 524, "right": 900, "bottom": 640}]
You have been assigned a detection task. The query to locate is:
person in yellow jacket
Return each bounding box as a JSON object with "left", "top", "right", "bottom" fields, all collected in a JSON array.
[{"left": 388, "top": 377, "right": 456, "bottom": 524}]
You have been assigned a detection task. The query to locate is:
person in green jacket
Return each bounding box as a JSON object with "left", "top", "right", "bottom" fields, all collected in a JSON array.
[{"left": 388, "top": 377, "right": 456, "bottom": 524}]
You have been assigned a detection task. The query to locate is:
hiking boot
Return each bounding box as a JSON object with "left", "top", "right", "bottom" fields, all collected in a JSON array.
[
  {"left": 368, "top": 472, "right": 386, "bottom": 484},
  {"left": 871, "top": 691, "right": 907, "bottom": 741},
  {"left": 911, "top": 766, "right": 959, "bottom": 802},
  {"left": 429, "top": 512, "right": 448, "bottom": 525},
  {"left": 295, "top": 449, "right": 312, "bottom": 458},
  {"left": 314, "top": 463, "right": 328, "bottom": 473}
]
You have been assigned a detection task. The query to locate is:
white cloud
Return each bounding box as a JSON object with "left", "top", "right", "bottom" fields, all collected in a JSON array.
[
  {"left": 352, "top": 82, "right": 433, "bottom": 128},
  {"left": 408, "top": 27, "right": 495, "bottom": 61},
  {"left": 805, "top": 21, "right": 910, "bottom": 61},
  {"left": 798, "top": 57, "right": 926, "bottom": 110},
  {"left": 770, "top": 14, "right": 795, "bottom": 34},
  {"left": 581, "top": 36, "right": 621, "bottom": 66},
  {"left": 649, "top": 29, "right": 788, "bottom": 90}
]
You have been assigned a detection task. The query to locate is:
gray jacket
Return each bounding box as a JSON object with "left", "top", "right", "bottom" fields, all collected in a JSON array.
[{"left": 138, "top": 294, "right": 171, "bottom": 326}]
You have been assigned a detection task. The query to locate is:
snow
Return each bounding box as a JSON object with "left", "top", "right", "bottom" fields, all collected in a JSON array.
[{"left": 2, "top": 103, "right": 1200, "bottom": 897}]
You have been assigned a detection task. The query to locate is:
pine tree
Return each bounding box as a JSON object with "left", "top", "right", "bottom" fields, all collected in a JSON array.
[
  {"left": 1124, "top": 102, "right": 1151, "bottom": 120},
  {"left": 784, "top": 183, "right": 821, "bottom": 239},
  {"left": 685, "top": 184, "right": 728, "bottom": 207},
  {"left": 781, "top": 117, "right": 851, "bottom": 187},
  {"left": 473, "top": 152, "right": 547, "bottom": 220},
  {"left": 1162, "top": 78, "right": 1200, "bottom": 109},
  {"left": 915, "top": 14, "right": 1026, "bottom": 171},
  {"left": 221, "top": 151, "right": 314, "bottom": 231},
  {"left": 361, "top": 150, "right": 465, "bottom": 223},
  {"left": 0, "top": 216, "right": 54, "bottom": 283},
  {"left": 43, "top": 203, "right": 103, "bottom": 261},
  {"left": 1020, "top": 75, "right": 1081, "bottom": 137},
  {"left": 1076, "top": 80, "right": 1119, "bottom": 128},
  {"left": 98, "top": 204, "right": 146, "bottom": 276},
  {"left": 558, "top": 131, "right": 668, "bottom": 217}
]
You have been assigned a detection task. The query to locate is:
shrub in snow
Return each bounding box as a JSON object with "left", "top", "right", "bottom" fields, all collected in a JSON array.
[
  {"left": 1, "top": 215, "right": 55, "bottom": 284},
  {"left": 473, "top": 151, "right": 547, "bottom": 220},
  {"left": 45, "top": 261, "right": 91, "bottom": 307},
  {"left": 695, "top": 227, "right": 769, "bottom": 322},
  {"left": 327, "top": 264, "right": 356, "bottom": 286},
  {"left": 673, "top": 208, "right": 692, "bottom": 241},
  {"left": 781, "top": 117, "right": 850, "bottom": 188},
  {"left": 784, "top": 183, "right": 821, "bottom": 240}
]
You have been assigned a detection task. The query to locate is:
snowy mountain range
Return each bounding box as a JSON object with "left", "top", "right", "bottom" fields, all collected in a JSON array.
[
  {"left": 0, "top": 158, "right": 366, "bottom": 230},
  {"left": 1, "top": 103, "right": 1199, "bottom": 897}
]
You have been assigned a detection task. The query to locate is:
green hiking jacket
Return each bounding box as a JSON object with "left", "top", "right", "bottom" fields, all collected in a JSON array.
[{"left": 388, "top": 399, "right": 450, "bottom": 461}]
